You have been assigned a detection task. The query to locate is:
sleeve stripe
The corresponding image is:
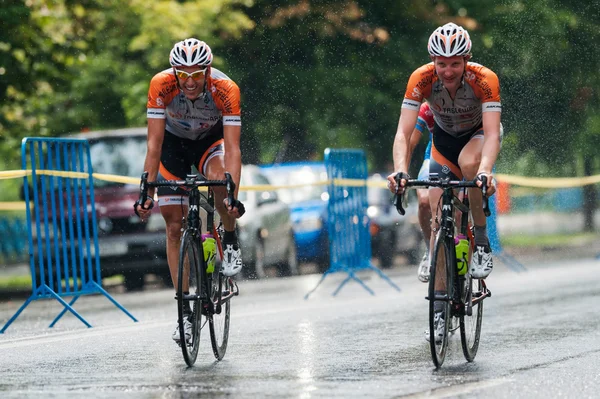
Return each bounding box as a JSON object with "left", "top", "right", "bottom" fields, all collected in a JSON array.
[
  {"left": 223, "top": 115, "right": 241, "bottom": 126},
  {"left": 482, "top": 102, "right": 502, "bottom": 112},
  {"left": 147, "top": 108, "right": 165, "bottom": 119},
  {"left": 401, "top": 99, "right": 420, "bottom": 110},
  {"left": 415, "top": 118, "right": 426, "bottom": 133}
]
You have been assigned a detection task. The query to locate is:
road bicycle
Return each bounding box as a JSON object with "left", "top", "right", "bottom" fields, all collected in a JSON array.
[
  {"left": 137, "top": 172, "right": 240, "bottom": 366},
  {"left": 394, "top": 174, "right": 492, "bottom": 368}
]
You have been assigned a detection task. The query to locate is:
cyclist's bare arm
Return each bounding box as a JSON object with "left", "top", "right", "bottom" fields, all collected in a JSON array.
[
  {"left": 136, "top": 118, "right": 165, "bottom": 220},
  {"left": 477, "top": 111, "right": 501, "bottom": 192},
  {"left": 144, "top": 118, "right": 166, "bottom": 195},
  {"left": 222, "top": 124, "right": 242, "bottom": 215},
  {"left": 388, "top": 108, "right": 419, "bottom": 191},
  {"left": 407, "top": 125, "right": 423, "bottom": 167}
]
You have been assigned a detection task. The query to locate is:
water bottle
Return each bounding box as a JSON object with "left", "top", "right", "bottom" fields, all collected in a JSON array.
[
  {"left": 202, "top": 234, "right": 217, "bottom": 273},
  {"left": 455, "top": 234, "right": 469, "bottom": 276}
]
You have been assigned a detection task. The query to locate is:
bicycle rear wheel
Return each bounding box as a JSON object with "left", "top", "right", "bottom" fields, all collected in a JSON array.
[
  {"left": 208, "top": 272, "right": 231, "bottom": 360},
  {"left": 428, "top": 230, "right": 453, "bottom": 368},
  {"left": 178, "top": 230, "right": 203, "bottom": 367}
]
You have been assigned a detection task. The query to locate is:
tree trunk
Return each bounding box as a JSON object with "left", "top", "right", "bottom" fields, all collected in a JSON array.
[{"left": 582, "top": 157, "right": 597, "bottom": 232}]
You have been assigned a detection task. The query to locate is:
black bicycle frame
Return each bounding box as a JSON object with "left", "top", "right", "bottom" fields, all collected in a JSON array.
[{"left": 137, "top": 172, "right": 237, "bottom": 314}]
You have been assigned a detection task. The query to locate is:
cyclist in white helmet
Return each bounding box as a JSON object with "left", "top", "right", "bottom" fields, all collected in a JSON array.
[
  {"left": 387, "top": 23, "right": 502, "bottom": 282},
  {"left": 135, "top": 38, "right": 245, "bottom": 344}
]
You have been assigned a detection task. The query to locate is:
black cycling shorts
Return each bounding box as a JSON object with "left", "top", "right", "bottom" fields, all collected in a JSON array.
[
  {"left": 429, "top": 122, "right": 483, "bottom": 180},
  {"left": 157, "top": 120, "right": 224, "bottom": 199}
]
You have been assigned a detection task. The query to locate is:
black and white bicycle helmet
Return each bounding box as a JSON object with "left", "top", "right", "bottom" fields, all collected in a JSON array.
[
  {"left": 427, "top": 23, "right": 472, "bottom": 57},
  {"left": 169, "top": 38, "right": 213, "bottom": 67}
]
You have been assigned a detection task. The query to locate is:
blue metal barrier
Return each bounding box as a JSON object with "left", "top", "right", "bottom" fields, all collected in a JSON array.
[
  {"left": 305, "top": 149, "right": 400, "bottom": 298},
  {"left": 1, "top": 138, "right": 137, "bottom": 333}
]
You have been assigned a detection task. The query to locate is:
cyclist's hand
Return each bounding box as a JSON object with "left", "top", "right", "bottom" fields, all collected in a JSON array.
[
  {"left": 476, "top": 172, "right": 496, "bottom": 197},
  {"left": 134, "top": 198, "right": 154, "bottom": 221},
  {"left": 387, "top": 171, "right": 409, "bottom": 194},
  {"left": 224, "top": 198, "right": 246, "bottom": 218}
]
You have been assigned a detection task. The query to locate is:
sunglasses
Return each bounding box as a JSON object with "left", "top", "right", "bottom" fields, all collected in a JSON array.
[{"left": 174, "top": 68, "right": 207, "bottom": 81}]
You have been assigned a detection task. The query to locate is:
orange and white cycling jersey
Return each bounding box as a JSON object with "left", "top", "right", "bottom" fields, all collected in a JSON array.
[
  {"left": 147, "top": 67, "right": 241, "bottom": 140},
  {"left": 402, "top": 62, "right": 501, "bottom": 137}
]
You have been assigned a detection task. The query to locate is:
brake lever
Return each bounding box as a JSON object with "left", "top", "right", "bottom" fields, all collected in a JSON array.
[
  {"left": 139, "top": 172, "right": 149, "bottom": 208},
  {"left": 393, "top": 174, "right": 406, "bottom": 216},
  {"left": 224, "top": 172, "right": 235, "bottom": 209},
  {"left": 479, "top": 175, "right": 491, "bottom": 217}
]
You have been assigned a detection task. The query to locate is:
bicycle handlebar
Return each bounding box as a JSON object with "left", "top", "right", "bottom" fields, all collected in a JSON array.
[
  {"left": 136, "top": 171, "right": 237, "bottom": 211},
  {"left": 393, "top": 175, "right": 490, "bottom": 217}
]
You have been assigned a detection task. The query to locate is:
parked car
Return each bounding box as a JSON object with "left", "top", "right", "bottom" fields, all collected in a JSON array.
[
  {"left": 367, "top": 173, "right": 422, "bottom": 268},
  {"left": 236, "top": 165, "right": 298, "bottom": 279},
  {"left": 259, "top": 162, "right": 330, "bottom": 272}
]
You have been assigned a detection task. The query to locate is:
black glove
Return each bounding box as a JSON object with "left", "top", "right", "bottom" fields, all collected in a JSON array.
[
  {"left": 229, "top": 198, "right": 245, "bottom": 217},
  {"left": 133, "top": 197, "right": 154, "bottom": 218}
]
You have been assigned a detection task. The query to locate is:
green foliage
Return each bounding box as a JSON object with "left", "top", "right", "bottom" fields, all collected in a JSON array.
[{"left": 1, "top": 0, "right": 599, "bottom": 179}]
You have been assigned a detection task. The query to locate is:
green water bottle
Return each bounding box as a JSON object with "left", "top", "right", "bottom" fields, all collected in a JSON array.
[
  {"left": 455, "top": 234, "right": 469, "bottom": 276},
  {"left": 203, "top": 236, "right": 217, "bottom": 273}
]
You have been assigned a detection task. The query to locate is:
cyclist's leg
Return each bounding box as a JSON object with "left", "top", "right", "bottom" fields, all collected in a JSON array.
[
  {"left": 198, "top": 126, "right": 242, "bottom": 277},
  {"left": 415, "top": 159, "right": 433, "bottom": 281},
  {"left": 203, "top": 148, "right": 235, "bottom": 233},
  {"left": 417, "top": 159, "right": 432, "bottom": 247},
  {"left": 159, "top": 204, "right": 186, "bottom": 289},
  {"left": 458, "top": 124, "right": 503, "bottom": 229},
  {"left": 458, "top": 127, "right": 499, "bottom": 278},
  {"left": 157, "top": 132, "right": 202, "bottom": 289}
]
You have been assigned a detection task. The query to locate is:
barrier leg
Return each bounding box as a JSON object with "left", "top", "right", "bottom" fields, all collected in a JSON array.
[
  {"left": 89, "top": 281, "right": 138, "bottom": 322},
  {"left": 332, "top": 271, "right": 374, "bottom": 296},
  {"left": 304, "top": 271, "right": 332, "bottom": 300},
  {"left": 369, "top": 265, "right": 401, "bottom": 292},
  {"left": 496, "top": 252, "right": 528, "bottom": 272},
  {"left": 1, "top": 297, "right": 36, "bottom": 333},
  {"left": 45, "top": 288, "right": 92, "bottom": 328},
  {"left": 49, "top": 295, "right": 82, "bottom": 328}
]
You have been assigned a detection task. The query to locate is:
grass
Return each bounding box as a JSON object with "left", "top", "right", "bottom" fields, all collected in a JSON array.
[
  {"left": 0, "top": 274, "right": 124, "bottom": 291},
  {"left": 0, "top": 275, "right": 31, "bottom": 290},
  {"left": 501, "top": 232, "right": 599, "bottom": 248}
]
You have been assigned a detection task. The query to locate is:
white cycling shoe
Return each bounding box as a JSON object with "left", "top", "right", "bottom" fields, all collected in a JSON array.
[
  {"left": 470, "top": 244, "right": 493, "bottom": 279},
  {"left": 221, "top": 243, "right": 243, "bottom": 277},
  {"left": 417, "top": 250, "right": 430, "bottom": 283},
  {"left": 424, "top": 311, "right": 445, "bottom": 344},
  {"left": 172, "top": 317, "right": 192, "bottom": 345}
]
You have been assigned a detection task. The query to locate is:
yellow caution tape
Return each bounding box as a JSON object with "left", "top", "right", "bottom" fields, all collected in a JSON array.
[
  {"left": 495, "top": 173, "right": 600, "bottom": 188},
  {"left": 0, "top": 202, "right": 28, "bottom": 211},
  {"left": 1, "top": 169, "right": 599, "bottom": 212}
]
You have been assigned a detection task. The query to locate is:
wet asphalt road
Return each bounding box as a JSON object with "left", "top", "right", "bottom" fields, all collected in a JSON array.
[{"left": 1, "top": 256, "right": 600, "bottom": 398}]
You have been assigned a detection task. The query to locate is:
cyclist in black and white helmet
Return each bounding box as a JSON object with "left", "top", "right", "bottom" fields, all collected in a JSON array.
[
  {"left": 135, "top": 38, "right": 245, "bottom": 345},
  {"left": 387, "top": 22, "right": 502, "bottom": 281}
]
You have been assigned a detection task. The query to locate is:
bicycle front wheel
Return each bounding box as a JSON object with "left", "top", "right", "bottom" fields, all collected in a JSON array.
[
  {"left": 428, "top": 230, "right": 453, "bottom": 368},
  {"left": 460, "top": 274, "right": 483, "bottom": 362},
  {"left": 178, "top": 229, "right": 203, "bottom": 367},
  {"left": 209, "top": 272, "right": 231, "bottom": 360}
]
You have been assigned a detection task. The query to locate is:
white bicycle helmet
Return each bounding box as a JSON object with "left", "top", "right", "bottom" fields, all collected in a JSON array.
[
  {"left": 169, "top": 38, "right": 213, "bottom": 67},
  {"left": 427, "top": 23, "right": 472, "bottom": 57}
]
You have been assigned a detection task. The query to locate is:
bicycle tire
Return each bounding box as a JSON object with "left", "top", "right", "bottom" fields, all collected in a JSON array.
[
  {"left": 208, "top": 272, "right": 231, "bottom": 360},
  {"left": 460, "top": 223, "right": 483, "bottom": 361},
  {"left": 178, "top": 229, "right": 203, "bottom": 367},
  {"left": 428, "top": 229, "right": 453, "bottom": 368}
]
